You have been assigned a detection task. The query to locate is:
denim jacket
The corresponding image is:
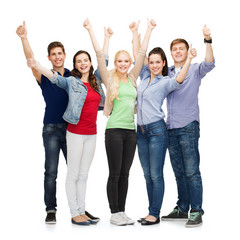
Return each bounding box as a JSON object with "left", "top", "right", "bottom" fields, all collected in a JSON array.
[{"left": 50, "top": 72, "right": 105, "bottom": 124}]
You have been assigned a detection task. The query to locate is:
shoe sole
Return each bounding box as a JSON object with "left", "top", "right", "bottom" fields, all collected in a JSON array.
[
  {"left": 110, "top": 221, "right": 127, "bottom": 226},
  {"left": 161, "top": 218, "right": 188, "bottom": 221},
  {"left": 92, "top": 219, "right": 100, "bottom": 222},
  {"left": 45, "top": 221, "right": 56, "bottom": 224},
  {"left": 185, "top": 222, "right": 203, "bottom": 228}
]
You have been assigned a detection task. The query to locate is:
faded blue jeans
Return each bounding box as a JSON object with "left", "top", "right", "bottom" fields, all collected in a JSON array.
[
  {"left": 137, "top": 120, "right": 168, "bottom": 218},
  {"left": 168, "top": 121, "right": 204, "bottom": 214},
  {"left": 42, "top": 123, "right": 67, "bottom": 212}
]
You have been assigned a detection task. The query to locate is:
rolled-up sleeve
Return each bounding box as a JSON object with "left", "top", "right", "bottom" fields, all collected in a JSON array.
[
  {"left": 140, "top": 64, "right": 151, "bottom": 80},
  {"left": 168, "top": 77, "right": 181, "bottom": 92},
  {"left": 49, "top": 70, "right": 68, "bottom": 90},
  {"left": 199, "top": 58, "right": 215, "bottom": 78}
]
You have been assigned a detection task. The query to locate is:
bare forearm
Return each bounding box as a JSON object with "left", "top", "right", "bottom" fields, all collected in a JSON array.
[
  {"left": 132, "top": 30, "right": 139, "bottom": 60},
  {"left": 102, "top": 36, "right": 110, "bottom": 56},
  {"left": 87, "top": 28, "right": 101, "bottom": 53},
  {"left": 33, "top": 64, "right": 53, "bottom": 80},
  {"left": 176, "top": 58, "right": 192, "bottom": 83},
  {"left": 205, "top": 43, "right": 214, "bottom": 62},
  {"left": 140, "top": 28, "right": 152, "bottom": 52},
  {"left": 21, "top": 38, "right": 34, "bottom": 59}
]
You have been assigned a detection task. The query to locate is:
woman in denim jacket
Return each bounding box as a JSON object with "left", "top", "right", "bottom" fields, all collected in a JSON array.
[{"left": 27, "top": 28, "right": 113, "bottom": 226}]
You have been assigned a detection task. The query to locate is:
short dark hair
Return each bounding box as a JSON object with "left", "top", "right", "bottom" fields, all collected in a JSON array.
[
  {"left": 170, "top": 38, "right": 189, "bottom": 51},
  {"left": 47, "top": 41, "right": 65, "bottom": 56},
  {"left": 148, "top": 47, "right": 168, "bottom": 76}
]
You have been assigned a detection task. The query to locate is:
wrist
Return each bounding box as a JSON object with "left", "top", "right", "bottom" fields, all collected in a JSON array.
[
  {"left": 21, "top": 36, "right": 28, "bottom": 41},
  {"left": 204, "top": 38, "right": 212, "bottom": 43},
  {"left": 186, "top": 56, "right": 193, "bottom": 63}
]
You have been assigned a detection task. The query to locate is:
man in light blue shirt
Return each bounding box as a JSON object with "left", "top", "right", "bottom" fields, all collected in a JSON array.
[{"left": 161, "top": 25, "right": 215, "bottom": 228}]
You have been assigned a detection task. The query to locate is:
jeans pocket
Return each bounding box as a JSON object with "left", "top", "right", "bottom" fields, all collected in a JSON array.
[
  {"left": 150, "top": 126, "right": 166, "bottom": 136},
  {"left": 182, "top": 121, "right": 199, "bottom": 134},
  {"left": 43, "top": 124, "right": 57, "bottom": 136}
]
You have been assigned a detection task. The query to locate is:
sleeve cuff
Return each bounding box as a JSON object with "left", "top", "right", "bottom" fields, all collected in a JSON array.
[{"left": 50, "top": 70, "right": 59, "bottom": 82}]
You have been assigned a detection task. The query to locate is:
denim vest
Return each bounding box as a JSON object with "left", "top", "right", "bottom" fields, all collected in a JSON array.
[{"left": 50, "top": 71, "right": 105, "bottom": 124}]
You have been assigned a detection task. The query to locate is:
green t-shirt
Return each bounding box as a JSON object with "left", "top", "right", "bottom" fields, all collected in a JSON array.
[{"left": 106, "top": 79, "right": 137, "bottom": 130}]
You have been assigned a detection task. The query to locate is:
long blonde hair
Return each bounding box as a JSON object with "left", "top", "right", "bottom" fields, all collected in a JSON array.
[{"left": 108, "top": 50, "right": 133, "bottom": 103}]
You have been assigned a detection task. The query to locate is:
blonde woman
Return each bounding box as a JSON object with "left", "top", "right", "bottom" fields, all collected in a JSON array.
[{"left": 84, "top": 18, "right": 156, "bottom": 226}]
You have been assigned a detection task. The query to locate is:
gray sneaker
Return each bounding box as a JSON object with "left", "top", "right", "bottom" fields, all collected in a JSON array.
[
  {"left": 161, "top": 206, "right": 188, "bottom": 221},
  {"left": 185, "top": 210, "right": 203, "bottom": 228},
  {"left": 45, "top": 212, "right": 56, "bottom": 224}
]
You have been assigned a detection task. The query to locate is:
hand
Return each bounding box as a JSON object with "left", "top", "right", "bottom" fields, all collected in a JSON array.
[
  {"left": 83, "top": 18, "right": 92, "bottom": 30},
  {"left": 27, "top": 52, "right": 38, "bottom": 68},
  {"left": 147, "top": 18, "right": 156, "bottom": 30},
  {"left": 188, "top": 44, "right": 197, "bottom": 60},
  {"left": 16, "top": 21, "right": 27, "bottom": 39},
  {"left": 129, "top": 20, "right": 140, "bottom": 32},
  {"left": 202, "top": 24, "right": 211, "bottom": 40},
  {"left": 104, "top": 27, "right": 113, "bottom": 38}
]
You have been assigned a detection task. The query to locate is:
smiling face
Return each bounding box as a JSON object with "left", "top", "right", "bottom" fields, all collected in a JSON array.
[
  {"left": 171, "top": 42, "right": 188, "bottom": 65},
  {"left": 114, "top": 52, "right": 132, "bottom": 75},
  {"left": 48, "top": 47, "right": 66, "bottom": 69},
  {"left": 74, "top": 53, "right": 92, "bottom": 74},
  {"left": 148, "top": 54, "right": 165, "bottom": 77}
]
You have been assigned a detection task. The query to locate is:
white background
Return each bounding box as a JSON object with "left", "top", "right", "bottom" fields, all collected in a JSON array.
[{"left": 1, "top": 0, "right": 239, "bottom": 239}]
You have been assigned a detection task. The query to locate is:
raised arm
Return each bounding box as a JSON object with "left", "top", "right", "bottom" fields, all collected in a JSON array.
[
  {"left": 94, "top": 27, "right": 113, "bottom": 81},
  {"left": 102, "top": 27, "right": 113, "bottom": 56},
  {"left": 16, "top": 21, "right": 42, "bottom": 83},
  {"left": 176, "top": 44, "right": 197, "bottom": 83},
  {"left": 129, "top": 21, "right": 140, "bottom": 61},
  {"left": 83, "top": 18, "right": 101, "bottom": 53},
  {"left": 140, "top": 19, "right": 156, "bottom": 52},
  {"left": 129, "top": 19, "right": 156, "bottom": 80},
  {"left": 84, "top": 18, "right": 110, "bottom": 86},
  {"left": 203, "top": 24, "right": 214, "bottom": 63}
]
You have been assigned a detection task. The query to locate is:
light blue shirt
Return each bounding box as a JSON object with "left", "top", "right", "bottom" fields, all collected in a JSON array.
[
  {"left": 137, "top": 65, "right": 180, "bottom": 126},
  {"left": 167, "top": 60, "right": 215, "bottom": 129}
]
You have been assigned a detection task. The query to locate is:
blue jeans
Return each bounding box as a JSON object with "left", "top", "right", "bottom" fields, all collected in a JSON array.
[
  {"left": 42, "top": 123, "right": 67, "bottom": 212},
  {"left": 168, "top": 121, "right": 203, "bottom": 214},
  {"left": 137, "top": 120, "right": 168, "bottom": 218}
]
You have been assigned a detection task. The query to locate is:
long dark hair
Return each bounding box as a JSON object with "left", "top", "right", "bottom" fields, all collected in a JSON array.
[
  {"left": 71, "top": 50, "right": 99, "bottom": 91},
  {"left": 148, "top": 47, "right": 168, "bottom": 76}
]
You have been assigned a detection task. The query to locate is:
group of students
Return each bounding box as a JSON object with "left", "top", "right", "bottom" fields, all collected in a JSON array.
[{"left": 16, "top": 18, "right": 215, "bottom": 228}]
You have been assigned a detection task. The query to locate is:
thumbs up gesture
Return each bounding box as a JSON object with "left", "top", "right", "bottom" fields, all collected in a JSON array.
[
  {"left": 188, "top": 43, "right": 197, "bottom": 60},
  {"left": 16, "top": 21, "right": 27, "bottom": 39},
  {"left": 202, "top": 24, "right": 211, "bottom": 40}
]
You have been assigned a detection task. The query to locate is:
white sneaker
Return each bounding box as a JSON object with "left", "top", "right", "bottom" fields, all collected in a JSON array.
[
  {"left": 120, "top": 212, "right": 135, "bottom": 225},
  {"left": 110, "top": 212, "right": 128, "bottom": 226}
]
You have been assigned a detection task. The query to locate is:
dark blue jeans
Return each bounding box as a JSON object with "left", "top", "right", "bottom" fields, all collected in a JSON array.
[
  {"left": 168, "top": 121, "right": 203, "bottom": 214},
  {"left": 137, "top": 120, "right": 168, "bottom": 218},
  {"left": 42, "top": 123, "right": 67, "bottom": 212}
]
